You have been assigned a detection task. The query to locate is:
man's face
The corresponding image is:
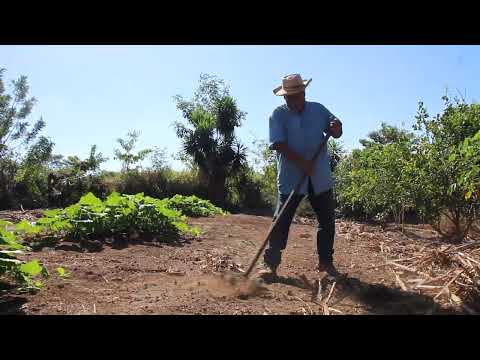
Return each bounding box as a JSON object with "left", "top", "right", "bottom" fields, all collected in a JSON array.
[{"left": 284, "top": 91, "right": 306, "bottom": 113}]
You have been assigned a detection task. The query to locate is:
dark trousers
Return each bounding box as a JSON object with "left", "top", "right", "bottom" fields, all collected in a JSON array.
[{"left": 264, "top": 179, "right": 336, "bottom": 269}]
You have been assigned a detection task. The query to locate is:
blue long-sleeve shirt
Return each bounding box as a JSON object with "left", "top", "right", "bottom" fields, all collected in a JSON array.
[{"left": 269, "top": 101, "right": 337, "bottom": 195}]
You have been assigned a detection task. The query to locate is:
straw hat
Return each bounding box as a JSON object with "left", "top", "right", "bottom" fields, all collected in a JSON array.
[{"left": 273, "top": 74, "right": 312, "bottom": 96}]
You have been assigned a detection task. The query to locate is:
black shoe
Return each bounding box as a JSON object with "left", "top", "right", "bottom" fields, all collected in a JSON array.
[
  {"left": 317, "top": 261, "right": 341, "bottom": 278},
  {"left": 256, "top": 261, "right": 277, "bottom": 278}
]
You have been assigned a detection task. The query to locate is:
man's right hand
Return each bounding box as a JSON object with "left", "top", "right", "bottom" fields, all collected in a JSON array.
[{"left": 272, "top": 142, "right": 316, "bottom": 176}]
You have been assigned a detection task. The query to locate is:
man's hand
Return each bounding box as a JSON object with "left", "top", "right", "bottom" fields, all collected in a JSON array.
[
  {"left": 329, "top": 119, "right": 343, "bottom": 138},
  {"left": 271, "top": 142, "right": 315, "bottom": 175}
]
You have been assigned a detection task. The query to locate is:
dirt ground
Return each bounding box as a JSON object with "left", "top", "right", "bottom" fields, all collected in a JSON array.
[{"left": 0, "top": 212, "right": 472, "bottom": 315}]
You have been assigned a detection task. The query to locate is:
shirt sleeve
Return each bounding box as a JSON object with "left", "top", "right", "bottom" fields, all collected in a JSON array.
[{"left": 269, "top": 110, "right": 286, "bottom": 149}]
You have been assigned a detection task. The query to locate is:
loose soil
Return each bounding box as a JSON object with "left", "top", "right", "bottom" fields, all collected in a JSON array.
[{"left": 0, "top": 212, "right": 473, "bottom": 315}]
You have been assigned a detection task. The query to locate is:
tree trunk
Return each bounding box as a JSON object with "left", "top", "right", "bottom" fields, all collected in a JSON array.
[
  {"left": 198, "top": 167, "right": 209, "bottom": 186},
  {"left": 453, "top": 209, "right": 462, "bottom": 243},
  {"left": 400, "top": 205, "right": 405, "bottom": 233},
  {"left": 208, "top": 173, "right": 226, "bottom": 207},
  {"left": 442, "top": 207, "right": 465, "bottom": 243},
  {"left": 463, "top": 218, "right": 475, "bottom": 241}
]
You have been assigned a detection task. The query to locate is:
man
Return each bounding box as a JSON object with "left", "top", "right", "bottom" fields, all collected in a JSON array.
[{"left": 258, "top": 74, "right": 343, "bottom": 278}]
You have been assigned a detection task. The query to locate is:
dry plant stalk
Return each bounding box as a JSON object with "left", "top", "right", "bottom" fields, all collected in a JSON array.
[
  {"left": 322, "top": 282, "right": 337, "bottom": 315},
  {"left": 376, "top": 232, "right": 480, "bottom": 311}
]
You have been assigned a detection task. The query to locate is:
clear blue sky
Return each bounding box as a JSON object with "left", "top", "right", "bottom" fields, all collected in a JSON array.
[{"left": 1, "top": 45, "right": 479, "bottom": 171}]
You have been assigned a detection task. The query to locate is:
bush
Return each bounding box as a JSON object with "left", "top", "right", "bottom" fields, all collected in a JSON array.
[
  {"left": 296, "top": 200, "right": 317, "bottom": 219},
  {"left": 45, "top": 171, "right": 110, "bottom": 209},
  {"left": 0, "top": 151, "right": 54, "bottom": 210},
  {"left": 98, "top": 171, "right": 123, "bottom": 195},
  {"left": 116, "top": 171, "right": 154, "bottom": 197},
  {"left": 334, "top": 138, "right": 417, "bottom": 223},
  {"left": 14, "top": 169, "right": 50, "bottom": 209},
  {"left": 103, "top": 167, "right": 269, "bottom": 212},
  {"left": 251, "top": 140, "right": 278, "bottom": 208},
  {"left": 333, "top": 97, "right": 480, "bottom": 241},
  {"left": 226, "top": 165, "right": 270, "bottom": 211},
  {"left": 106, "top": 168, "right": 208, "bottom": 201}
]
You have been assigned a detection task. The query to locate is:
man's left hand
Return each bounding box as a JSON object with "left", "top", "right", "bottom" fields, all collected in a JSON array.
[{"left": 329, "top": 119, "right": 342, "bottom": 138}]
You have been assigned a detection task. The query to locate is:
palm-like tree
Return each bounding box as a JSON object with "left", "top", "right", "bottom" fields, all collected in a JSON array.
[{"left": 174, "top": 74, "right": 247, "bottom": 205}]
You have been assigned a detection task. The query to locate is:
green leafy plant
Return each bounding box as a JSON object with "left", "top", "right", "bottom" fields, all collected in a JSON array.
[
  {"left": 16, "top": 192, "right": 202, "bottom": 249},
  {"left": 166, "top": 194, "right": 226, "bottom": 217},
  {"left": 56, "top": 267, "right": 70, "bottom": 278},
  {"left": 1, "top": 222, "right": 48, "bottom": 291}
]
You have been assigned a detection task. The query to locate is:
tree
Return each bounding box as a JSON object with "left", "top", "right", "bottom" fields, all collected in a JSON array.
[
  {"left": 0, "top": 68, "right": 48, "bottom": 158},
  {"left": 85, "top": 145, "right": 109, "bottom": 173},
  {"left": 114, "top": 130, "right": 152, "bottom": 172},
  {"left": 251, "top": 139, "right": 277, "bottom": 207},
  {"left": 0, "top": 68, "right": 53, "bottom": 208},
  {"left": 413, "top": 96, "right": 480, "bottom": 241},
  {"left": 150, "top": 146, "right": 169, "bottom": 171},
  {"left": 15, "top": 137, "right": 53, "bottom": 201},
  {"left": 360, "top": 122, "right": 414, "bottom": 148},
  {"left": 46, "top": 145, "right": 109, "bottom": 207},
  {"left": 57, "top": 145, "right": 108, "bottom": 174},
  {"left": 328, "top": 139, "right": 347, "bottom": 171},
  {"left": 173, "top": 74, "right": 247, "bottom": 205}
]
